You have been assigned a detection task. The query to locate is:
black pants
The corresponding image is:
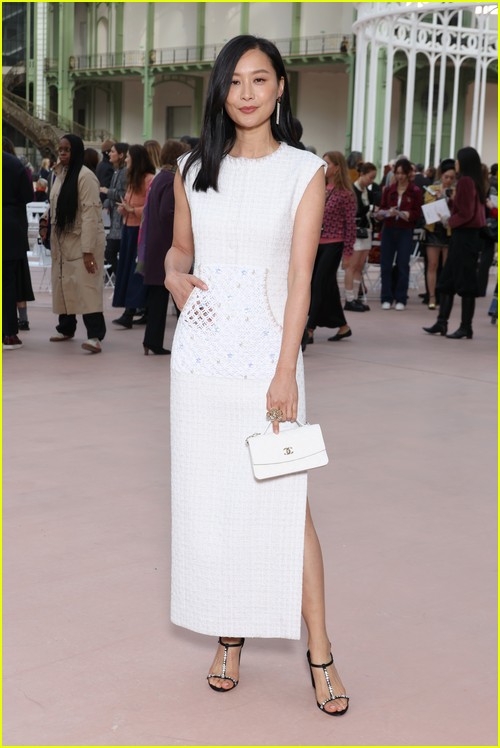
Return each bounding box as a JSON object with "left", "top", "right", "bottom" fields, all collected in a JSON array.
[
  {"left": 477, "top": 239, "right": 495, "bottom": 297},
  {"left": 438, "top": 228, "right": 480, "bottom": 298},
  {"left": 307, "top": 242, "right": 347, "bottom": 330},
  {"left": 143, "top": 285, "right": 173, "bottom": 349},
  {"left": 104, "top": 237, "right": 121, "bottom": 277},
  {"left": 56, "top": 313, "right": 106, "bottom": 340},
  {"left": 2, "top": 260, "right": 20, "bottom": 336}
]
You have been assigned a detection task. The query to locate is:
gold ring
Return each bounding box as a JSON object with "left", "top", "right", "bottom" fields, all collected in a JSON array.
[{"left": 266, "top": 407, "right": 284, "bottom": 422}]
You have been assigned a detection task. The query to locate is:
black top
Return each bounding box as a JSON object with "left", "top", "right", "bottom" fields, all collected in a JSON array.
[{"left": 2, "top": 153, "right": 34, "bottom": 260}]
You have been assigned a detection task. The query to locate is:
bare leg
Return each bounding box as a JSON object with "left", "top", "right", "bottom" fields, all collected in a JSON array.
[
  {"left": 344, "top": 256, "right": 355, "bottom": 299},
  {"left": 353, "top": 250, "right": 369, "bottom": 296},
  {"left": 302, "top": 500, "right": 348, "bottom": 713},
  {"left": 426, "top": 245, "right": 440, "bottom": 304},
  {"left": 207, "top": 638, "right": 244, "bottom": 690}
]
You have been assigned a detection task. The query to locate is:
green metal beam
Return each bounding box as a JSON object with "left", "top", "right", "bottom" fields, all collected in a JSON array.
[
  {"left": 291, "top": 3, "right": 301, "bottom": 53},
  {"left": 240, "top": 2, "right": 249, "bottom": 35},
  {"left": 193, "top": 76, "right": 204, "bottom": 135},
  {"left": 142, "top": 2, "right": 155, "bottom": 140},
  {"left": 58, "top": 2, "right": 75, "bottom": 122},
  {"left": 115, "top": 3, "right": 124, "bottom": 56},
  {"left": 197, "top": 2, "right": 206, "bottom": 52},
  {"left": 344, "top": 58, "right": 355, "bottom": 156},
  {"left": 288, "top": 70, "right": 298, "bottom": 115}
]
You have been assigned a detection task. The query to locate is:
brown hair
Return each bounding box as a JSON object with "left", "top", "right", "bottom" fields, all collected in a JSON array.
[
  {"left": 323, "top": 151, "right": 353, "bottom": 192},
  {"left": 394, "top": 158, "right": 412, "bottom": 176},
  {"left": 127, "top": 144, "right": 156, "bottom": 193},
  {"left": 160, "top": 139, "right": 190, "bottom": 169},
  {"left": 359, "top": 161, "right": 376, "bottom": 175},
  {"left": 144, "top": 139, "right": 161, "bottom": 170}
]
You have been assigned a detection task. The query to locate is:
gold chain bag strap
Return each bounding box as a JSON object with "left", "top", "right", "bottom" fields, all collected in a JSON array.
[{"left": 245, "top": 421, "right": 329, "bottom": 480}]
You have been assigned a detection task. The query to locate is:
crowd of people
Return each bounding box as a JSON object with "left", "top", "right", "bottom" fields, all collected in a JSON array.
[
  {"left": 2, "top": 128, "right": 497, "bottom": 353},
  {"left": 300, "top": 148, "right": 496, "bottom": 349}
]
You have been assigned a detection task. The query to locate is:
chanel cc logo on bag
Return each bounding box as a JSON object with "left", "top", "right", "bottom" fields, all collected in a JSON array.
[{"left": 283, "top": 446, "right": 294, "bottom": 456}]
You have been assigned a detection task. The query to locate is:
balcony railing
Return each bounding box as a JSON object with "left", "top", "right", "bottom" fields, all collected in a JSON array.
[{"left": 45, "top": 34, "right": 353, "bottom": 73}]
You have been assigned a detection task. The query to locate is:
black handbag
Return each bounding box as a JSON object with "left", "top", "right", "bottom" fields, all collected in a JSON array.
[{"left": 356, "top": 226, "right": 369, "bottom": 239}]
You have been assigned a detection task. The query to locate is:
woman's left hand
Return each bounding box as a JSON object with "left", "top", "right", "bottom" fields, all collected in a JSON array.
[
  {"left": 266, "top": 370, "right": 298, "bottom": 434},
  {"left": 83, "top": 253, "right": 97, "bottom": 274}
]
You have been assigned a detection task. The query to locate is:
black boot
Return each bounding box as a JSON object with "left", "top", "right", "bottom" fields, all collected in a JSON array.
[
  {"left": 446, "top": 297, "right": 475, "bottom": 339},
  {"left": 423, "top": 293, "right": 453, "bottom": 335},
  {"left": 112, "top": 308, "right": 135, "bottom": 329}
]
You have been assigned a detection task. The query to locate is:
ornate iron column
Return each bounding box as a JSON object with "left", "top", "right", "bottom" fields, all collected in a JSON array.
[{"left": 351, "top": 2, "right": 497, "bottom": 167}]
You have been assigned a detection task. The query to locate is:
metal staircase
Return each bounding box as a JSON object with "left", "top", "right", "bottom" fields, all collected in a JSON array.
[{"left": 2, "top": 69, "right": 115, "bottom": 157}]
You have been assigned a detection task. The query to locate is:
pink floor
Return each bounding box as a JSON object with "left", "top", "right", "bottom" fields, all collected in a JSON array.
[{"left": 3, "top": 284, "right": 498, "bottom": 747}]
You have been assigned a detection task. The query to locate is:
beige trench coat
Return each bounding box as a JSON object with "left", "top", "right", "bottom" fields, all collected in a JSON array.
[{"left": 50, "top": 165, "right": 105, "bottom": 315}]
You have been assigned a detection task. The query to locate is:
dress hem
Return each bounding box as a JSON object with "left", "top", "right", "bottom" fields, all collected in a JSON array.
[{"left": 170, "top": 617, "right": 301, "bottom": 641}]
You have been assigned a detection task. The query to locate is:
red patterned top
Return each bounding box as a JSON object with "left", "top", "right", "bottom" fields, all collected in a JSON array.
[{"left": 320, "top": 185, "right": 356, "bottom": 256}]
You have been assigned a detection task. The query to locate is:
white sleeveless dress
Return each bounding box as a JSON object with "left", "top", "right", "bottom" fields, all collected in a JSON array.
[{"left": 170, "top": 143, "right": 325, "bottom": 639}]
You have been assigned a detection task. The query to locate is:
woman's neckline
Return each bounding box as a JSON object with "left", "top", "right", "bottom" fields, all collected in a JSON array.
[{"left": 226, "top": 142, "right": 284, "bottom": 162}]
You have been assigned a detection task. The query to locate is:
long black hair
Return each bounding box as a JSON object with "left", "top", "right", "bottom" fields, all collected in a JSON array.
[
  {"left": 183, "top": 35, "right": 299, "bottom": 192},
  {"left": 55, "top": 133, "right": 85, "bottom": 233},
  {"left": 456, "top": 147, "right": 485, "bottom": 204}
]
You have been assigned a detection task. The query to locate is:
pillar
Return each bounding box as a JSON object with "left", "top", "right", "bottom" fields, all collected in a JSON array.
[
  {"left": 196, "top": 2, "right": 205, "bottom": 58},
  {"left": 288, "top": 70, "right": 299, "bottom": 115},
  {"left": 402, "top": 15, "right": 417, "bottom": 158},
  {"left": 381, "top": 42, "right": 394, "bottom": 167},
  {"left": 449, "top": 60, "right": 461, "bottom": 159},
  {"left": 351, "top": 32, "right": 367, "bottom": 151},
  {"left": 344, "top": 58, "right": 355, "bottom": 156},
  {"left": 291, "top": 3, "right": 301, "bottom": 54},
  {"left": 424, "top": 55, "right": 436, "bottom": 168},
  {"left": 115, "top": 2, "right": 124, "bottom": 65},
  {"left": 434, "top": 48, "right": 448, "bottom": 165},
  {"left": 364, "top": 37, "right": 380, "bottom": 162},
  {"left": 240, "top": 2, "right": 249, "bottom": 34},
  {"left": 58, "top": 2, "right": 75, "bottom": 122},
  {"left": 142, "top": 2, "right": 155, "bottom": 141},
  {"left": 193, "top": 77, "right": 204, "bottom": 135}
]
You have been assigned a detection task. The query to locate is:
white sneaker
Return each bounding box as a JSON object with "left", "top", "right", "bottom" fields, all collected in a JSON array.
[
  {"left": 381, "top": 302, "right": 392, "bottom": 310},
  {"left": 395, "top": 303, "right": 406, "bottom": 311},
  {"left": 81, "top": 338, "right": 102, "bottom": 353}
]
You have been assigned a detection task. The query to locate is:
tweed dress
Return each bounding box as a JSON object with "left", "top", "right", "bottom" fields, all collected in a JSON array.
[{"left": 170, "top": 143, "right": 325, "bottom": 639}]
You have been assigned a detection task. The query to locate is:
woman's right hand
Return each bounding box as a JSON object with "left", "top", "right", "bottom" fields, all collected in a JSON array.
[{"left": 164, "top": 270, "right": 208, "bottom": 310}]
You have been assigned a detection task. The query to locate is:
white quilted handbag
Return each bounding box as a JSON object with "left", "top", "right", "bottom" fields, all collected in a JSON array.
[{"left": 245, "top": 421, "right": 329, "bottom": 480}]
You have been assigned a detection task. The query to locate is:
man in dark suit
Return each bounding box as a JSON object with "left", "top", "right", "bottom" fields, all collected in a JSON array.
[
  {"left": 413, "top": 163, "right": 430, "bottom": 190},
  {"left": 96, "top": 139, "right": 115, "bottom": 203}
]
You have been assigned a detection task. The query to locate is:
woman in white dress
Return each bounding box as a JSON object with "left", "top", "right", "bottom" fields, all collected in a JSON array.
[{"left": 165, "top": 36, "right": 348, "bottom": 716}]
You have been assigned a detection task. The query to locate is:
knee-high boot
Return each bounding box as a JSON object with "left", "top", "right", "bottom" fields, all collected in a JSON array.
[
  {"left": 423, "top": 293, "right": 454, "bottom": 335},
  {"left": 446, "top": 297, "right": 475, "bottom": 339}
]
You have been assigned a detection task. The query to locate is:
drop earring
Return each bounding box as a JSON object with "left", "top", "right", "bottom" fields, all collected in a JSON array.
[{"left": 275, "top": 97, "right": 281, "bottom": 126}]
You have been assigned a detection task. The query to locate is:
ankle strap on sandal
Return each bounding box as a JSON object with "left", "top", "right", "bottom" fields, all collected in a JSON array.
[
  {"left": 218, "top": 637, "right": 245, "bottom": 647},
  {"left": 308, "top": 651, "right": 334, "bottom": 669}
]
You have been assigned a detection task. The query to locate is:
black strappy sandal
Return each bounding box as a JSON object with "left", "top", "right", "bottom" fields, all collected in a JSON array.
[
  {"left": 307, "top": 650, "right": 349, "bottom": 715},
  {"left": 207, "top": 638, "right": 245, "bottom": 692}
]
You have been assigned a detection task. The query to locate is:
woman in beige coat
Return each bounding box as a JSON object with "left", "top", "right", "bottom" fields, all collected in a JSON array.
[{"left": 49, "top": 134, "right": 106, "bottom": 353}]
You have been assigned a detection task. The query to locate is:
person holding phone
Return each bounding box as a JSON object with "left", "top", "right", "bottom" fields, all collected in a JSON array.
[
  {"left": 111, "top": 145, "right": 155, "bottom": 328},
  {"left": 376, "top": 157, "right": 423, "bottom": 310}
]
